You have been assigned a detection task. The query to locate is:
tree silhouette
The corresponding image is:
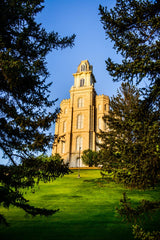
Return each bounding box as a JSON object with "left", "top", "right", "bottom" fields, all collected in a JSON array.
[
  {"left": 99, "top": 0, "right": 160, "bottom": 238},
  {"left": 0, "top": 0, "right": 75, "bottom": 225}
]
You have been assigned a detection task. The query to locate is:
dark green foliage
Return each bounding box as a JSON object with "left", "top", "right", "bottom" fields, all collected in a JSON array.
[
  {"left": 0, "top": 0, "right": 75, "bottom": 224},
  {"left": 0, "top": 154, "right": 70, "bottom": 189},
  {"left": 81, "top": 149, "right": 99, "bottom": 167},
  {"left": 98, "top": 82, "right": 160, "bottom": 189},
  {"left": 0, "top": 0, "right": 75, "bottom": 164},
  {"left": 117, "top": 192, "right": 160, "bottom": 223},
  {"left": 132, "top": 225, "right": 160, "bottom": 240},
  {"left": 0, "top": 154, "right": 71, "bottom": 225},
  {"left": 99, "top": 0, "right": 160, "bottom": 112},
  {"left": 98, "top": 82, "right": 160, "bottom": 239},
  {"left": 99, "top": 0, "right": 160, "bottom": 239},
  {"left": 117, "top": 193, "right": 160, "bottom": 240},
  {"left": 98, "top": 0, "right": 160, "bottom": 187}
]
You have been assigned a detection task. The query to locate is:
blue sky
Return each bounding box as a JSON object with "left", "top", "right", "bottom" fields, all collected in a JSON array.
[
  {"left": 2, "top": 0, "right": 124, "bottom": 164},
  {"left": 36, "top": 0, "right": 122, "bottom": 105},
  {"left": 35, "top": 0, "right": 123, "bottom": 155}
]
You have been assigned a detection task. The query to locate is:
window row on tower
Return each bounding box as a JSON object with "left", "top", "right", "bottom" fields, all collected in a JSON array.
[
  {"left": 98, "top": 104, "right": 108, "bottom": 111},
  {"left": 63, "top": 102, "right": 108, "bottom": 113},
  {"left": 61, "top": 136, "right": 83, "bottom": 154},
  {"left": 61, "top": 135, "right": 104, "bottom": 154},
  {"left": 62, "top": 116, "right": 107, "bottom": 133},
  {"left": 64, "top": 101, "right": 108, "bottom": 111}
]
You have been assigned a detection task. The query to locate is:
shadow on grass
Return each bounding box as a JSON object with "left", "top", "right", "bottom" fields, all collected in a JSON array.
[
  {"left": 83, "top": 177, "right": 115, "bottom": 187},
  {"left": 41, "top": 194, "right": 83, "bottom": 200}
]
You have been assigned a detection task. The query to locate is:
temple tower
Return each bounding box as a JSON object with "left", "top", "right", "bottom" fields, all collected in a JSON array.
[{"left": 52, "top": 60, "right": 109, "bottom": 167}]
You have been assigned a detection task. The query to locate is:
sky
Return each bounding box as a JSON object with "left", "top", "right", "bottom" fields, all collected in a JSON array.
[
  {"left": 2, "top": 0, "right": 123, "bottom": 164},
  {"left": 36, "top": 0, "right": 122, "bottom": 104},
  {"left": 36, "top": 0, "right": 123, "bottom": 155}
]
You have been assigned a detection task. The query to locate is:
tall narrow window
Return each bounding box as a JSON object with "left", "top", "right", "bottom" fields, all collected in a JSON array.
[
  {"left": 76, "top": 136, "right": 83, "bottom": 151},
  {"left": 78, "top": 98, "right": 84, "bottom": 108},
  {"left": 81, "top": 64, "right": 86, "bottom": 72},
  {"left": 61, "top": 142, "right": 65, "bottom": 153},
  {"left": 98, "top": 104, "right": 101, "bottom": 110},
  {"left": 80, "top": 78, "right": 85, "bottom": 87},
  {"left": 98, "top": 118, "right": 101, "bottom": 130},
  {"left": 64, "top": 108, "right": 67, "bottom": 114},
  {"left": 96, "top": 137, "right": 101, "bottom": 151},
  {"left": 104, "top": 104, "right": 108, "bottom": 111},
  {"left": 63, "top": 121, "right": 66, "bottom": 133},
  {"left": 77, "top": 114, "right": 83, "bottom": 129}
]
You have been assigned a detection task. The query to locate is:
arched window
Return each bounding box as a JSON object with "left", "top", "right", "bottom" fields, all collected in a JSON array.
[
  {"left": 98, "top": 118, "right": 101, "bottom": 130},
  {"left": 61, "top": 141, "right": 65, "bottom": 153},
  {"left": 104, "top": 104, "right": 108, "bottom": 111},
  {"left": 64, "top": 108, "right": 67, "bottom": 114},
  {"left": 81, "top": 64, "right": 86, "bottom": 72},
  {"left": 96, "top": 137, "right": 101, "bottom": 151},
  {"left": 80, "top": 78, "right": 85, "bottom": 87},
  {"left": 77, "top": 114, "right": 83, "bottom": 129},
  {"left": 76, "top": 136, "right": 83, "bottom": 151},
  {"left": 78, "top": 98, "right": 84, "bottom": 108},
  {"left": 63, "top": 121, "right": 66, "bottom": 133},
  {"left": 98, "top": 104, "right": 101, "bottom": 110}
]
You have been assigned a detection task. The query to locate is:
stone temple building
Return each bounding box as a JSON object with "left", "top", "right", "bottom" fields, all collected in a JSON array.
[{"left": 52, "top": 60, "right": 109, "bottom": 167}]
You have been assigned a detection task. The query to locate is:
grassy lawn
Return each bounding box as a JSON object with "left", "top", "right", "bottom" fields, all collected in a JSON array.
[{"left": 0, "top": 170, "right": 160, "bottom": 240}]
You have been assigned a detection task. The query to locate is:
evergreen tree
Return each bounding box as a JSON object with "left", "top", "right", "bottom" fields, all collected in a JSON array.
[
  {"left": 99, "top": 0, "right": 160, "bottom": 111},
  {"left": 98, "top": 82, "right": 160, "bottom": 189},
  {"left": 99, "top": 0, "right": 160, "bottom": 238},
  {"left": 81, "top": 149, "right": 99, "bottom": 167},
  {"left": 0, "top": 0, "right": 75, "bottom": 225}
]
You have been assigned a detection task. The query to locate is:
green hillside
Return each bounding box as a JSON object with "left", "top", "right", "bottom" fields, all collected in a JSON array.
[{"left": 0, "top": 170, "right": 159, "bottom": 240}]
